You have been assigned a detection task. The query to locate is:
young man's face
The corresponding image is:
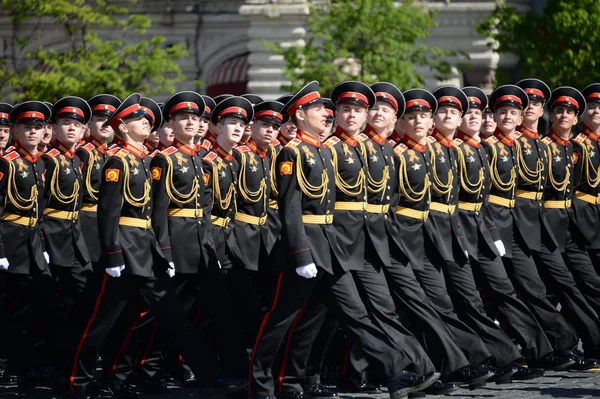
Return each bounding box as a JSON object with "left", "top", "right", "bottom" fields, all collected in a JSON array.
[
  {"left": 171, "top": 112, "right": 200, "bottom": 143},
  {"left": 494, "top": 106, "right": 523, "bottom": 134},
  {"left": 403, "top": 110, "right": 433, "bottom": 142},
  {"left": 251, "top": 120, "right": 277, "bottom": 149},
  {"left": 41, "top": 123, "right": 53, "bottom": 145},
  {"left": 120, "top": 115, "right": 151, "bottom": 142},
  {"left": 89, "top": 115, "right": 114, "bottom": 141},
  {"left": 460, "top": 108, "right": 483, "bottom": 135},
  {"left": 0, "top": 125, "right": 10, "bottom": 149},
  {"left": 368, "top": 101, "right": 397, "bottom": 133},
  {"left": 522, "top": 100, "right": 544, "bottom": 125},
  {"left": 434, "top": 106, "right": 462, "bottom": 134},
  {"left": 146, "top": 130, "right": 159, "bottom": 146},
  {"left": 158, "top": 124, "right": 174, "bottom": 146},
  {"left": 217, "top": 116, "right": 246, "bottom": 145},
  {"left": 335, "top": 103, "right": 367, "bottom": 133},
  {"left": 197, "top": 117, "right": 210, "bottom": 139},
  {"left": 583, "top": 102, "right": 600, "bottom": 128},
  {"left": 54, "top": 117, "right": 86, "bottom": 147},
  {"left": 297, "top": 104, "right": 329, "bottom": 135},
  {"left": 550, "top": 106, "right": 578, "bottom": 132},
  {"left": 14, "top": 123, "right": 44, "bottom": 149},
  {"left": 279, "top": 119, "right": 297, "bottom": 139},
  {"left": 481, "top": 112, "right": 496, "bottom": 137}
]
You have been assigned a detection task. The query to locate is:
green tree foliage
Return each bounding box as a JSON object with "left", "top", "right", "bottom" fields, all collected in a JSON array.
[
  {"left": 266, "top": 0, "right": 453, "bottom": 94},
  {"left": 0, "top": 0, "right": 189, "bottom": 102},
  {"left": 478, "top": 0, "right": 600, "bottom": 88}
]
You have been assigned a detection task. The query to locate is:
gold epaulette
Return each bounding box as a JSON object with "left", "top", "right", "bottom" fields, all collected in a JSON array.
[
  {"left": 4, "top": 146, "right": 15, "bottom": 153},
  {"left": 485, "top": 136, "right": 499, "bottom": 145},
  {"left": 388, "top": 138, "right": 397, "bottom": 147},
  {"left": 112, "top": 148, "right": 129, "bottom": 159},
  {"left": 285, "top": 138, "right": 302, "bottom": 149},
  {"left": 573, "top": 133, "right": 587, "bottom": 145},
  {"left": 270, "top": 139, "right": 280, "bottom": 147},
  {"left": 513, "top": 131, "right": 523, "bottom": 138},
  {"left": 541, "top": 136, "right": 553, "bottom": 145},
  {"left": 201, "top": 140, "right": 211, "bottom": 150},
  {"left": 45, "top": 148, "right": 60, "bottom": 158},
  {"left": 426, "top": 136, "right": 437, "bottom": 144},
  {"left": 358, "top": 133, "right": 369, "bottom": 142},
  {"left": 161, "top": 146, "right": 177, "bottom": 156},
  {"left": 234, "top": 145, "right": 250, "bottom": 153},
  {"left": 148, "top": 149, "right": 159, "bottom": 159},
  {"left": 79, "top": 143, "right": 95, "bottom": 153},
  {"left": 451, "top": 138, "right": 463, "bottom": 147},
  {"left": 323, "top": 136, "right": 339, "bottom": 149},
  {"left": 203, "top": 151, "right": 218, "bottom": 163},
  {"left": 394, "top": 143, "right": 408, "bottom": 156},
  {"left": 3, "top": 151, "right": 19, "bottom": 162}
]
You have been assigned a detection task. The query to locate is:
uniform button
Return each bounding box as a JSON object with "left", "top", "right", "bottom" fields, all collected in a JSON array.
[
  {"left": 327, "top": 189, "right": 330, "bottom": 193},
  {"left": 386, "top": 196, "right": 390, "bottom": 200},
  {"left": 328, "top": 200, "right": 331, "bottom": 203},
  {"left": 387, "top": 186, "right": 391, "bottom": 190},
  {"left": 326, "top": 210, "right": 331, "bottom": 214}
]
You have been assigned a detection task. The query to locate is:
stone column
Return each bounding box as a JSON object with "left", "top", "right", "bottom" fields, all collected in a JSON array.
[{"left": 240, "top": 0, "right": 310, "bottom": 99}]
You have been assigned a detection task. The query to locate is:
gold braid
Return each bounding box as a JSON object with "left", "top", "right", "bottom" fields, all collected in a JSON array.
[
  {"left": 456, "top": 146, "right": 484, "bottom": 195},
  {"left": 49, "top": 157, "right": 79, "bottom": 206},
  {"left": 121, "top": 159, "right": 150, "bottom": 208},
  {"left": 489, "top": 143, "right": 516, "bottom": 192},
  {"left": 211, "top": 161, "right": 236, "bottom": 211},
  {"left": 7, "top": 161, "right": 37, "bottom": 211},
  {"left": 330, "top": 144, "right": 365, "bottom": 197},
  {"left": 580, "top": 144, "right": 600, "bottom": 188},
  {"left": 515, "top": 139, "right": 543, "bottom": 185},
  {"left": 546, "top": 147, "right": 570, "bottom": 193},
  {"left": 269, "top": 147, "right": 279, "bottom": 197},
  {"left": 84, "top": 150, "right": 99, "bottom": 202},
  {"left": 397, "top": 152, "right": 430, "bottom": 202},
  {"left": 427, "top": 144, "right": 453, "bottom": 196},
  {"left": 361, "top": 142, "right": 389, "bottom": 200},
  {"left": 293, "top": 148, "right": 328, "bottom": 202},
  {"left": 237, "top": 152, "right": 267, "bottom": 211},
  {"left": 164, "top": 155, "right": 199, "bottom": 206}
]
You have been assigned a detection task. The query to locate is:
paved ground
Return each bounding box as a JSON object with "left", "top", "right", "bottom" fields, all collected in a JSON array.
[{"left": 2, "top": 370, "right": 600, "bottom": 398}]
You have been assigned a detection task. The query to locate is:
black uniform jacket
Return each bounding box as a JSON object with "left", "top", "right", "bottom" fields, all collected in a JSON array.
[
  {"left": 273, "top": 130, "right": 340, "bottom": 274},
  {"left": 41, "top": 142, "right": 90, "bottom": 267},
  {"left": 151, "top": 139, "right": 215, "bottom": 274},
  {"left": 202, "top": 142, "right": 242, "bottom": 268},
  {"left": 390, "top": 136, "right": 432, "bottom": 270},
  {"left": 571, "top": 125, "right": 600, "bottom": 249},
  {"left": 0, "top": 145, "right": 47, "bottom": 274},
  {"left": 542, "top": 131, "right": 575, "bottom": 252},
  {"left": 424, "top": 130, "right": 468, "bottom": 265},
  {"left": 323, "top": 128, "right": 369, "bottom": 272},
  {"left": 76, "top": 137, "right": 110, "bottom": 262},
  {"left": 455, "top": 130, "right": 499, "bottom": 261},
  {"left": 98, "top": 141, "right": 169, "bottom": 277},
  {"left": 514, "top": 126, "right": 558, "bottom": 252},
  {"left": 265, "top": 139, "right": 282, "bottom": 249}
]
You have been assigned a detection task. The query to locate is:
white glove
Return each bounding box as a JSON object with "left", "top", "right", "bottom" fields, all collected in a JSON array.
[
  {"left": 43, "top": 251, "right": 50, "bottom": 263},
  {"left": 167, "top": 262, "right": 176, "bottom": 278},
  {"left": 464, "top": 250, "right": 469, "bottom": 258},
  {"left": 494, "top": 240, "right": 506, "bottom": 257},
  {"left": 217, "top": 261, "right": 222, "bottom": 269},
  {"left": 106, "top": 265, "right": 125, "bottom": 278},
  {"left": 0, "top": 258, "right": 9, "bottom": 271},
  {"left": 295, "top": 263, "right": 318, "bottom": 279}
]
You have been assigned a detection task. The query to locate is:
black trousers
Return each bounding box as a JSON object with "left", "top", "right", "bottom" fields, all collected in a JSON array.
[
  {"left": 66, "top": 270, "right": 219, "bottom": 394},
  {"left": 471, "top": 250, "right": 554, "bottom": 363},
  {"left": 249, "top": 268, "right": 414, "bottom": 397},
  {"left": 532, "top": 242, "right": 600, "bottom": 355},
  {"left": 418, "top": 234, "right": 520, "bottom": 367},
  {"left": 501, "top": 232, "right": 578, "bottom": 353}
]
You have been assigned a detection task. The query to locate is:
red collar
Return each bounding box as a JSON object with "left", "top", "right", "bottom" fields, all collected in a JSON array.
[
  {"left": 15, "top": 143, "right": 39, "bottom": 163},
  {"left": 364, "top": 124, "right": 386, "bottom": 146},
  {"left": 195, "top": 143, "right": 202, "bottom": 152},
  {"left": 494, "top": 129, "right": 515, "bottom": 147},
  {"left": 213, "top": 142, "right": 233, "bottom": 161},
  {"left": 582, "top": 123, "right": 600, "bottom": 142},
  {"left": 518, "top": 125, "right": 539, "bottom": 140},
  {"left": 143, "top": 139, "right": 157, "bottom": 152},
  {"left": 334, "top": 126, "right": 359, "bottom": 147},
  {"left": 456, "top": 130, "right": 480, "bottom": 147},
  {"left": 402, "top": 136, "right": 427, "bottom": 153},
  {"left": 278, "top": 134, "right": 292, "bottom": 146},
  {"left": 548, "top": 130, "right": 570, "bottom": 147},
  {"left": 121, "top": 141, "right": 146, "bottom": 158},
  {"left": 89, "top": 136, "right": 108, "bottom": 154},
  {"left": 297, "top": 130, "right": 321, "bottom": 147},
  {"left": 173, "top": 139, "right": 196, "bottom": 156},
  {"left": 432, "top": 129, "right": 454, "bottom": 148},
  {"left": 247, "top": 139, "right": 267, "bottom": 157},
  {"left": 55, "top": 140, "right": 76, "bottom": 158},
  {"left": 111, "top": 135, "right": 125, "bottom": 148},
  {"left": 206, "top": 131, "right": 217, "bottom": 145},
  {"left": 389, "top": 130, "right": 403, "bottom": 143}
]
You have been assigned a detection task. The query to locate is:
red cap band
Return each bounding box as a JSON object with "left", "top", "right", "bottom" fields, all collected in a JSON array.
[
  {"left": 467, "top": 96, "right": 482, "bottom": 105},
  {"left": 57, "top": 107, "right": 84, "bottom": 118},
  {"left": 255, "top": 110, "right": 283, "bottom": 122},
  {"left": 220, "top": 106, "right": 248, "bottom": 119},
  {"left": 325, "top": 109, "right": 334, "bottom": 117},
  {"left": 0, "top": 113, "right": 8, "bottom": 120},
  {"left": 204, "top": 106, "right": 211, "bottom": 114},
  {"left": 438, "top": 96, "right": 462, "bottom": 111},
  {"left": 112, "top": 104, "right": 143, "bottom": 128},
  {"left": 554, "top": 96, "right": 579, "bottom": 109},
  {"left": 338, "top": 92, "right": 369, "bottom": 106},
  {"left": 16, "top": 111, "right": 45, "bottom": 122},
  {"left": 495, "top": 95, "right": 523, "bottom": 107},
  {"left": 406, "top": 99, "right": 431, "bottom": 110},
  {"left": 92, "top": 104, "right": 116, "bottom": 113},
  {"left": 288, "top": 91, "right": 321, "bottom": 116},
  {"left": 170, "top": 101, "right": 200, "bottom": 116},
  {"left": 525, "top": 88, "right": 545, "bottom": 99},
  {"left": 586, "top": 93, "right": 600, "bottom": 100},
  {"left": 374, "top": 92, "right": 399, "bottom": 110}
]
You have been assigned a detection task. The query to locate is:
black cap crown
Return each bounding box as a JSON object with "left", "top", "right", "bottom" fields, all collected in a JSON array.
[
  {"left": 210, "top": 96, "right": 254, "bottom": 126},
  {"left": 214, "top": 94, "right": 233, "bottom": 105},
  {"left": 241, "top": 94, "right": 264, "bottom": 106},
  {"left": 10, "top": 101, "right": 52, "bottom": 126},
  {"left": 51, "top": 96, "right": 92, "bottom": 124},
  {"left": 462, "top": 87, "right": 488, "bottom": 111},
  {"left": 162, "top": 91, "right": 205, "bottom": 123},
  {"left": 548, "top": 86, "right": 585, "bottom": 116},
  {"left": 432, "top": 86, "right": 469, "bottom": 116},
  {"left": 516, "top": 78, "right": 551, "bottom": 103},
  {"left": 331, "top": 81, "right": 376, "bottom": 110},
  {"left": 281, "top": 81, "right": 325, "bottom": 117},
  {"left": 140, "top": 97, "right": 162, "bottom": 131},
  {"left": 88, "top": 94, "right": 121, "bottom": 118},
  {"left": 103, "top": 93, "right": 143, "bottom": 129},
  {"left": 488, "top": 85, "right": 529, "bottom": 112},
  {"left": 403, "top": 89, "right": 438, "bottom": 115},
  {"left": 0, "top": 103, "right": 13, "bottom": 126},
  {"left": 201, "top": 95, "right": 216, "bottom": 119},
  {"left": 253, "top": 101, "right": 284, "bottom": 126},
  {"left": 370, "top": 82, "right": 405, "bottom": 118},
  {"left": 582, "top": 83, "right": 600, "bottom": 104}
]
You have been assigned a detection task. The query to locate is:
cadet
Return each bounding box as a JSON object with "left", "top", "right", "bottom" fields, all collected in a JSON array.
[
  {"left": 0, "top": 103, "right": 12, "bottom": 152},
  {"left": 76, "top": 94, "right": 121, "bottom": 269},
  {"left": 480, "top": 100, "right": 496, "bottom": 139},
  {"left": 196, "top": 95, "right": 216, "bottom": 157}
]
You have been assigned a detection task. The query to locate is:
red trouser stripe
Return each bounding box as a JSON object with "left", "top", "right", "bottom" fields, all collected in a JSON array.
[
  {"left": 110, "top": 309, "right": 149, "bottom": 375},
  {"left": 69, "top": 274, "right": 108, "bottom": 394},
  {"left": 341, "top": 338, "right": 353, "bottom": 376},
  {"left": 140, "top": 322, "right": 160, "bottom": 366},
  {"left": 277, "top": 299, "right": 309, "bottom": 392},
  {"left": 248, "top": 272, "right": 284, "bottom": 396}
]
